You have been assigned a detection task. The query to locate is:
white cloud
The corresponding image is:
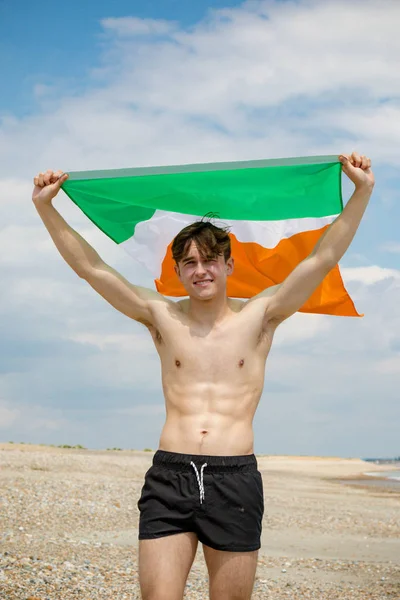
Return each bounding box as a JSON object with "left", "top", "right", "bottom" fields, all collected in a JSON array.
[
  {"left": 1, "top": 0, "right": 400, "bottom": 179},
  {"left": 0, "top": 400, "right": 66, "bottom": 432},
  {"left": 68, "top": 331, "right": 153, "bottom": 353},
  {"left": 312, "top": 102, "right": 400, "bottom": 163},
  {"left": 0, "top": 225, "right": 55, "bottom": 266},
  {"left": 273, "top": 312, "right": 331, "bottom": 347},
  {"left": 342, "top": 266, "right": 400, "bottom": 285},
  {"left": 0, "top": 179, "right": 35, "bottom": 223},
  {"left": 5, "top": 276, "right": 84, "bottom": 311}
]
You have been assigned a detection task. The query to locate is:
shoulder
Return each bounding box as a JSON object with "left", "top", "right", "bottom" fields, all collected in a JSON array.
[
  {"left": 228, "top": 298, "right": 247, "bottom": 313},
  {"left": 240, "top": 286, "right": 287, "bottom": 332},
  {"left": 149, "top": 295, "right": 187, "bottom": 325},
  {"left": 175, "top": 298, "right": 190, "bottom": 312},
  {"left": 240, "top": 285, "right": 281, "bottom": 313},
  {"left": 248, "top": 284, "right": 281, "bottom": 302},
  {"left": 140, "top": 294, "right": 182, "bottom": 344}
]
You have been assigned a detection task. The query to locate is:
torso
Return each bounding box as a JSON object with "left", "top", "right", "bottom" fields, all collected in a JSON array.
[{"left": 145, "top": 296, "right": 278, "bottom": 456}]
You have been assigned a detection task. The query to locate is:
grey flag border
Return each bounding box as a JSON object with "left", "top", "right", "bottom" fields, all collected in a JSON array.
[{"left": 64, "top": 155, "right": 340, "bottom": 181}]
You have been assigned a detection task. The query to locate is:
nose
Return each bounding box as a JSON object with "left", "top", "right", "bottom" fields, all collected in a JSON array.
[{"left": 194, "top": 261, "right": 207, "bottom": 276}]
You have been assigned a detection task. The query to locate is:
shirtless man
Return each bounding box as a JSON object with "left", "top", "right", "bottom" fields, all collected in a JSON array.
[{"left": 32, "top": 152, "right": 374, "bottom": 600}]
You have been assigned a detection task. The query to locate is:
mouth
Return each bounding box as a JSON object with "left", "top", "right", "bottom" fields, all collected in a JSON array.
[{"left": 193, "top": 279, "right": 214, "bottom": 287}]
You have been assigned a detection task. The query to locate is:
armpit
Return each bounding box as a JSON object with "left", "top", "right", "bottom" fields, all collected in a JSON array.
[{"left": 137, "top": 318, "right": 163, "bottom": 344}]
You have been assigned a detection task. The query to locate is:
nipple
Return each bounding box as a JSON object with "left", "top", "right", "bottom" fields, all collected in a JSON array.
[
  {"left": 239, "top": 359, "right": 245, "bottom": 367},
  {"left": 175, "top": 359, "right": 181, "bottom": 368}
]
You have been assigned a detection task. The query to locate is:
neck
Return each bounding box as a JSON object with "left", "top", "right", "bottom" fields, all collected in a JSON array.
[{"left": 187, "top": 293, "right": 232, "bottom": 326}]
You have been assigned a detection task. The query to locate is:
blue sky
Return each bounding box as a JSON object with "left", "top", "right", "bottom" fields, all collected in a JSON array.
[
  {"left": 0, "top": 0, "right": 244, "bottom": 115},
  {"left": 0, "top": 0, "right": 399, "bottom": 456}
]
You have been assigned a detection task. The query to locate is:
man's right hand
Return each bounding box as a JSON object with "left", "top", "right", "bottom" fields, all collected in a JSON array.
[{"left": 32, "top": 170, "right": 69, "bottom": 206}]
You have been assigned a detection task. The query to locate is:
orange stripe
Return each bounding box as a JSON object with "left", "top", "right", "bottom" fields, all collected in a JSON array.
[{"left": 155, "top": 227, "right": 361, "bottom": 317}]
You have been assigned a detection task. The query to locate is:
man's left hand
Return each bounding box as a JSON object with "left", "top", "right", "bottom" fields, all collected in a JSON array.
[{"left": 339, "top": 152, "right": 374, "bottom": 189}]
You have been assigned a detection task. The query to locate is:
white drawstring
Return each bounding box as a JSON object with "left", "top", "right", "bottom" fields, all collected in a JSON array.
[{"left": 190, "top": 461, "right": 207, "bottom": 504}]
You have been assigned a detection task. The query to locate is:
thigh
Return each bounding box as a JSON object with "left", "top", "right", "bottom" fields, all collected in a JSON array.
[
  {"left": 203, "top": 544, "right": 258, "bottom": 600},
  {"left": 139, "top": 532, "right": 198, "bottom": 600}
]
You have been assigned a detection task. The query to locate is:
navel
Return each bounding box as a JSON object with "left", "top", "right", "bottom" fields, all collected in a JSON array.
[
  {"left": 175, "top": 359, "right": 181, "bottom": 368},
  {"left": 239, "top": 359, "right": 245, "bottom": 367}
]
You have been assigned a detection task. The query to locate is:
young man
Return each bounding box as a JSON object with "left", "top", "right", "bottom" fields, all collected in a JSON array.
[{"left": 33, "top": 152, "right": 373, "bottom": 600}]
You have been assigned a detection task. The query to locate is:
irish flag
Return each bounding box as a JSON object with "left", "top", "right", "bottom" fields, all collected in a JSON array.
[{"left": 61, "top": 155, "right": 360, "bottom": 317}]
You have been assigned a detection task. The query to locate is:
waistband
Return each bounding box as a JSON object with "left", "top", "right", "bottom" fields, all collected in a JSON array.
[{"left": 153, "top": 450, "right": 258, "bottom": 473}]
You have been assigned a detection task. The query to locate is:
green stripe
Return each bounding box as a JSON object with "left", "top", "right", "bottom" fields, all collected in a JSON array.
[
  {"left": 61, "top": 185, "right": 157, "bottom": 243},
  {"left": 62, "top": 156, "right": 342, "bottom": 244}
]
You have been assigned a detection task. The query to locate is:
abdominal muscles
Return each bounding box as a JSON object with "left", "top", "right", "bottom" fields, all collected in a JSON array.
[
  {"left": 157, "top": 331, "right": 268, "bottom": 455},
  {"left": 159, "top": 379, "right": 263, "bottom": 455}
]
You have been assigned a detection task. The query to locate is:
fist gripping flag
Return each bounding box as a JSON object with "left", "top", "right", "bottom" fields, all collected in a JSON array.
[{"left": 62, "top": 155, "right": 360, "bottom": 316}]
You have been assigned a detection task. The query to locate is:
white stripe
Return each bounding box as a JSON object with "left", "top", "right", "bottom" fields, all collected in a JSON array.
[{"left": 121, "top": 210, "right": 338, "bottom": 276}]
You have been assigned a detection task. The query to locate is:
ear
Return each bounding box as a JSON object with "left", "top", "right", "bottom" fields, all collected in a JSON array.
[
  {"left": 226, "top": 257, "right": 234, "bottom": 276},
  {"left": 174, "top": 263, "right": 181, "bottom": 281}
]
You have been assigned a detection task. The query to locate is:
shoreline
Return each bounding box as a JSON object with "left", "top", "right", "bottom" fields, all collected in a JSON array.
[{"left": 333, "top": 472, "right": 400, "bottom": 492}]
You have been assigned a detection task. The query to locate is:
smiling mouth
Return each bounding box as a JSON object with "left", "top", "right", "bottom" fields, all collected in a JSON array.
[{"left": 194, "top": 279, "right": 213, "bottom": 286}]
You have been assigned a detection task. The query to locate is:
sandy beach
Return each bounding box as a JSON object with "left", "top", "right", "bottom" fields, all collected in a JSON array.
[{"left": 1, "top": 443, "right": 399, "bottom": 599}]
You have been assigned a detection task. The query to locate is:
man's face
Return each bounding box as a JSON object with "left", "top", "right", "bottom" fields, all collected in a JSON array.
[{"left": 174, "top": 241, "right": 233, "bottom": 299}]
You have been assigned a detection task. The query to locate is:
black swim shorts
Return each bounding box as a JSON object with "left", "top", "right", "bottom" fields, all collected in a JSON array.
[{"left": 137, "top": 450, "right": 264, "bottom": 552}]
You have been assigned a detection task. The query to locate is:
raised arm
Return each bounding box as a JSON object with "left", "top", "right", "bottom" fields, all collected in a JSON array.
[
  {"left": 262, "top": 152, "right": 374, "bottom": 324},
  {"left": 32, "top": 169, "right": 165, "bottom": 324}
]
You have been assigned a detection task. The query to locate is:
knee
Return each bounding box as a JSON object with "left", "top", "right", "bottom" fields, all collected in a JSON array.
[
  {"left": 212, "top": 595, "right": 252, "bottom": 600},
  {"left": 141, "top": 589, "right": 183, "bottom": 600},
  {"left": 142, "top": 596, "right": 183, "bottom": 600},
  {"left": 210, "top": 590, "right": 253, "bottom": 600},
  {"left": 211, "top": 596, "right": 249, "bottom": 600}
]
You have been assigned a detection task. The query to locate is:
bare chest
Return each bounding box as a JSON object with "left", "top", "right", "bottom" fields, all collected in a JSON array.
[
  {"left": 173, "top": 332, "right": 249, "bottom": 371},
  {"left": 149, "top": 314, "right": 273, "bottom": 380}
]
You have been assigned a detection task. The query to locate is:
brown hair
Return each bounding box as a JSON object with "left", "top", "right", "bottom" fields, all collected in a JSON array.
[{"left": 171, "top": 217, "right": 231, "bottom": 264}]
